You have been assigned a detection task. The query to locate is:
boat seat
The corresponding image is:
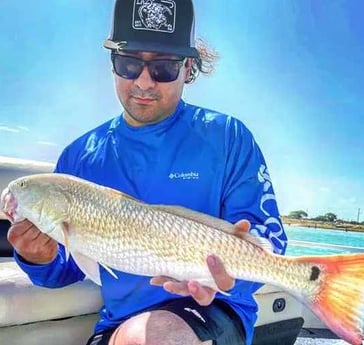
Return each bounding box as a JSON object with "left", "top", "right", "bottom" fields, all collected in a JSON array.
[
  {"left": 0, "top": 259, "right": 103, "bottom": 328},
  {"left": 0, "top": 258, "right": 103, "bottom": 344}
]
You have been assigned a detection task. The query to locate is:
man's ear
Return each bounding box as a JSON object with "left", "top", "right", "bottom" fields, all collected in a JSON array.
[{"left": 184, "top": 58, "right": 193, "bottom": 83}]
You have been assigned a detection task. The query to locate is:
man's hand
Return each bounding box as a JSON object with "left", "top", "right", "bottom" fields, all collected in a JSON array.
[
  {"left": 150, "top": 219, "right": 251, "bottom": 306},
  {"left": 7, "top": 219, "right": 58, "bottom": 264},
  {"left": 151, "top": 254, "right": 234, "bottom": 306}
]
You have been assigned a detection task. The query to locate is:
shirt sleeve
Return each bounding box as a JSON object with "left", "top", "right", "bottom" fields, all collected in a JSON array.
[
  {"left": 14, "top": 245, "right": 85, "bottom": 288},
  {"left": 14, "top": 148, "right": 86, "bottom": 288},
  {"left": 219, "top": 118, "right": 288, "bottom": 296},
  {"left": 221, "top": 118, "right": 288, "bottom": 255}
]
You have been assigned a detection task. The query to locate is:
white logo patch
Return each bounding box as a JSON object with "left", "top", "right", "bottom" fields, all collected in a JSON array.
[{"left": 133, "top": 0, "right": 176, "bottom": 33}]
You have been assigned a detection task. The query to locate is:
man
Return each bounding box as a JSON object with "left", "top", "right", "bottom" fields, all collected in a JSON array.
[{"left": 7, "top": 0, "right": 288, "bottom": 344}]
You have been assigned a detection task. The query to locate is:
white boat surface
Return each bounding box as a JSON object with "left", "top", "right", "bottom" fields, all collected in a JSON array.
[{"left": 0, "top": 156, "right": 360, "bottom": 345}]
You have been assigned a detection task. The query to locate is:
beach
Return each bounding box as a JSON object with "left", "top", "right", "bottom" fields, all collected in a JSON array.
[{"left": 282, "top": 216, "right": 364, "bottom": 233}]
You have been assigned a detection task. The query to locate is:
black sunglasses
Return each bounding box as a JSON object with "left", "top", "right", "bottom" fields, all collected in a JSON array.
[{"left": 111, "top": 54, "right": 186, "bottom": 83}]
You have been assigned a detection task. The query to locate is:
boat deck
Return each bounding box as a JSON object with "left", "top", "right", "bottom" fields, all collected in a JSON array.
[{"left": 296, "top": 328, "right": 348, "bottom": 345}]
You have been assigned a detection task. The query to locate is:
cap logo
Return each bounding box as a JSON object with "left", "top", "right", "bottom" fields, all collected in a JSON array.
[{"left": 133, "top": 0, "right": 176, "bottom": 33}]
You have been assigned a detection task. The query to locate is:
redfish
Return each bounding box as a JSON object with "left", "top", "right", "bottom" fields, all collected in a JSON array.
[{"left": 1, "top": 173, "right": 364, "bottom": 345}]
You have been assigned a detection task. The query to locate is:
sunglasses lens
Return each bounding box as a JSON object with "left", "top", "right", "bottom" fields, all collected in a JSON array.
[
  {"left": 113, "top": 55, "right": 143, "bottom": 79},
  {"left": 149, "top": 60, "right": 181, "bottom": 82},
  {"left": 112, "top": 54, "right": 184, "bottom": 82}
]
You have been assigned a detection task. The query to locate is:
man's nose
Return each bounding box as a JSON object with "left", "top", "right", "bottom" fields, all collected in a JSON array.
[{"left": 134, "top": 66, "right": 156, "bottom": 90}]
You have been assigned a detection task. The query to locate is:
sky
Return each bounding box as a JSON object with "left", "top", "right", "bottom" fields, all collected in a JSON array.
[{"left": 0, "top": 0, "right": 363, "bottom": 221}]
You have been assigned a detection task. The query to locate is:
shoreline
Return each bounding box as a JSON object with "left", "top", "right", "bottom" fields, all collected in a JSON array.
[{"left": 282, "top": 217, "right": 364, "bottom": 233}]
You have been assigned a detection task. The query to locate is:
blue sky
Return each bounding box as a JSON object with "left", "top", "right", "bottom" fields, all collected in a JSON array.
[{"left": 1, "top": 0, "right": 363, "bottom": 221}]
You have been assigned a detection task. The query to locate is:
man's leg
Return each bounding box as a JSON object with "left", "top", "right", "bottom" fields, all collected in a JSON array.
[
  {"left": 85, "top": 297, "right": 245, "bottom": 345},
  {"left": 108, "top": 297, "right": 245, "bottom": 345},
  {"left": 109, "top": 310, "right": 212, "bottom": 345}
]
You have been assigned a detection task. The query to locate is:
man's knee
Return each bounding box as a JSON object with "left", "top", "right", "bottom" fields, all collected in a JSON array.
[{"left": 109, "top": 310, "right": 212, "bottom": 345}]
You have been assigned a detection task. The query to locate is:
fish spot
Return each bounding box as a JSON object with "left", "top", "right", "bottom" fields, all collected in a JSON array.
[{"left": 310, "top": 266, "right": 320, "bottom": 281}]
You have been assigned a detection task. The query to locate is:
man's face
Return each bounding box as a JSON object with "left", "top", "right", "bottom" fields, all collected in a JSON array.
[{"left": 112, "top": 51, "right": 191, "bottom": 127}]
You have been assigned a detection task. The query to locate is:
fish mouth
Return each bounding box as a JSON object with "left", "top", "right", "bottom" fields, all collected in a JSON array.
[{"left": 1, "top": 188, "right": 18, "bottom": 223}]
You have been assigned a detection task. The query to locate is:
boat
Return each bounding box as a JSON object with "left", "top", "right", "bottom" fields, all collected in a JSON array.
[{"left": 0, "top": 156, "right": 360, "bottom": 345}]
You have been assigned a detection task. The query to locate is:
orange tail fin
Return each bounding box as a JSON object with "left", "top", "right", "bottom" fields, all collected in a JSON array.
[{"left": 294, "top": 253, "right": 364, "bottom": 345}]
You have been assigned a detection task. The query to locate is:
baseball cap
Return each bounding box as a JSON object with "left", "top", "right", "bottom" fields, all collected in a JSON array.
[{"left": 104, "top": 0, "right": 199, "bottom": 58}]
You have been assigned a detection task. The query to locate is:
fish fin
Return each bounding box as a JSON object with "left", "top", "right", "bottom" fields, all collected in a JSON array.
[
  {"left": 61, "top": 222, "right": 70, "bottom": 261},
  {"left": 155, "top": 203, "right": 273, "bottom": 252},
  {"left": 151, "top": 202, "right": 273, "bottom": 254},
  {"left": 99, "top": 262, "right": 118, "bottom": 280},
  {"left": 71, "top": 250, "right": 102, "bottom": 286},
  {"left": 294, "top": 254, "right": 364, "bottom": 345},
  {"left": 151, "top": 205, "right": 234, "bottom": 233},
  {"left": 103, "top": 186, "right": 141, "bottom": 202}
]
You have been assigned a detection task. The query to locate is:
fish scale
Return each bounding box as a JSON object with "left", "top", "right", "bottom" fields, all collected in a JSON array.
[{"left": 65, "top": 185, "right": 313, "bottom": 288}]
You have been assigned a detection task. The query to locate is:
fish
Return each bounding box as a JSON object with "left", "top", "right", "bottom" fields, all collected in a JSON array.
[{"left": 1, "top": 173, "right": 364, "bottom": 345}]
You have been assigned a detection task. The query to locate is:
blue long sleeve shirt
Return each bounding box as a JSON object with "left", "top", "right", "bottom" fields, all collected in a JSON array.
[{"left": 15, "top": 100, "right": 287, "bottom": 345}]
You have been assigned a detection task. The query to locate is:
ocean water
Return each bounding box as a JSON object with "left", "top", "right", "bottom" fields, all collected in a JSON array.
[{"left": 284, "top": 225, "right": 364, "bottom": 256}]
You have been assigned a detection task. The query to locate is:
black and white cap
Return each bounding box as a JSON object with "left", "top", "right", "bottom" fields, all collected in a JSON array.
[{"left": 104, "top": 0, "right": 199, "bottom": 58}]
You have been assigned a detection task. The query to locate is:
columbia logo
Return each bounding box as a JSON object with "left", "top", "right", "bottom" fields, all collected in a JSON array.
[{"left": 169, "top": 172, "right": 199, "bottom": 180}]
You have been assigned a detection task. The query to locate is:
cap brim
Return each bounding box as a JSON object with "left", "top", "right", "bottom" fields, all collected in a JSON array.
[{"left": 103, "top": 39, "right": 199, "bottom": 58}]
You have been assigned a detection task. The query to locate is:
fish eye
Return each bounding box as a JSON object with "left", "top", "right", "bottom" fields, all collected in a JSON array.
[{"left": 19, "top": 181, "right": 26, "bottom": 188}]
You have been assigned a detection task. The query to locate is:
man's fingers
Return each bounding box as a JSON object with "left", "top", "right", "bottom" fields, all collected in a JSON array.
[
  {"left": 7, "top": 220, "right": 34, "bottom": 239},
  {"left": 188, "top": 280, "right": 215, "bottom": 306},
  {"left": 8, "top": 221, "right": 46, "bottom": 245},
  {"left": 163, "top": 281, "right": 190, "bottom": 296},
  {"left": 150, "top": 256, "right": 235, "bottom": 306},
  {"left": 150, "top": 276, "right": 178, "bottom": 286},
  {"left": 233, "top": 219, "right": 251, "bottom": 238},
  {"left": 150, "top": 276, "right": 191, "bottom": 296},
  {"left": 7, "top": 219, "right": 58, "bottom": 264},
  {"left": 207, "top": 255, "right": 234, "bottom": 291},
  {"left": 155, "top": 278, "right": 217, "bottom": 306}
]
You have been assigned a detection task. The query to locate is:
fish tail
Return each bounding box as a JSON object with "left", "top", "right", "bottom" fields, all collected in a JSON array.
[{"left": 295, "top": 254, "right": 364, "bottom": 345}]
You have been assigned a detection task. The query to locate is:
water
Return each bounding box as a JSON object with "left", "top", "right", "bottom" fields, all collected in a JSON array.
[{"left": 284, "top": 225, "right": 364, "bottom": 256}]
